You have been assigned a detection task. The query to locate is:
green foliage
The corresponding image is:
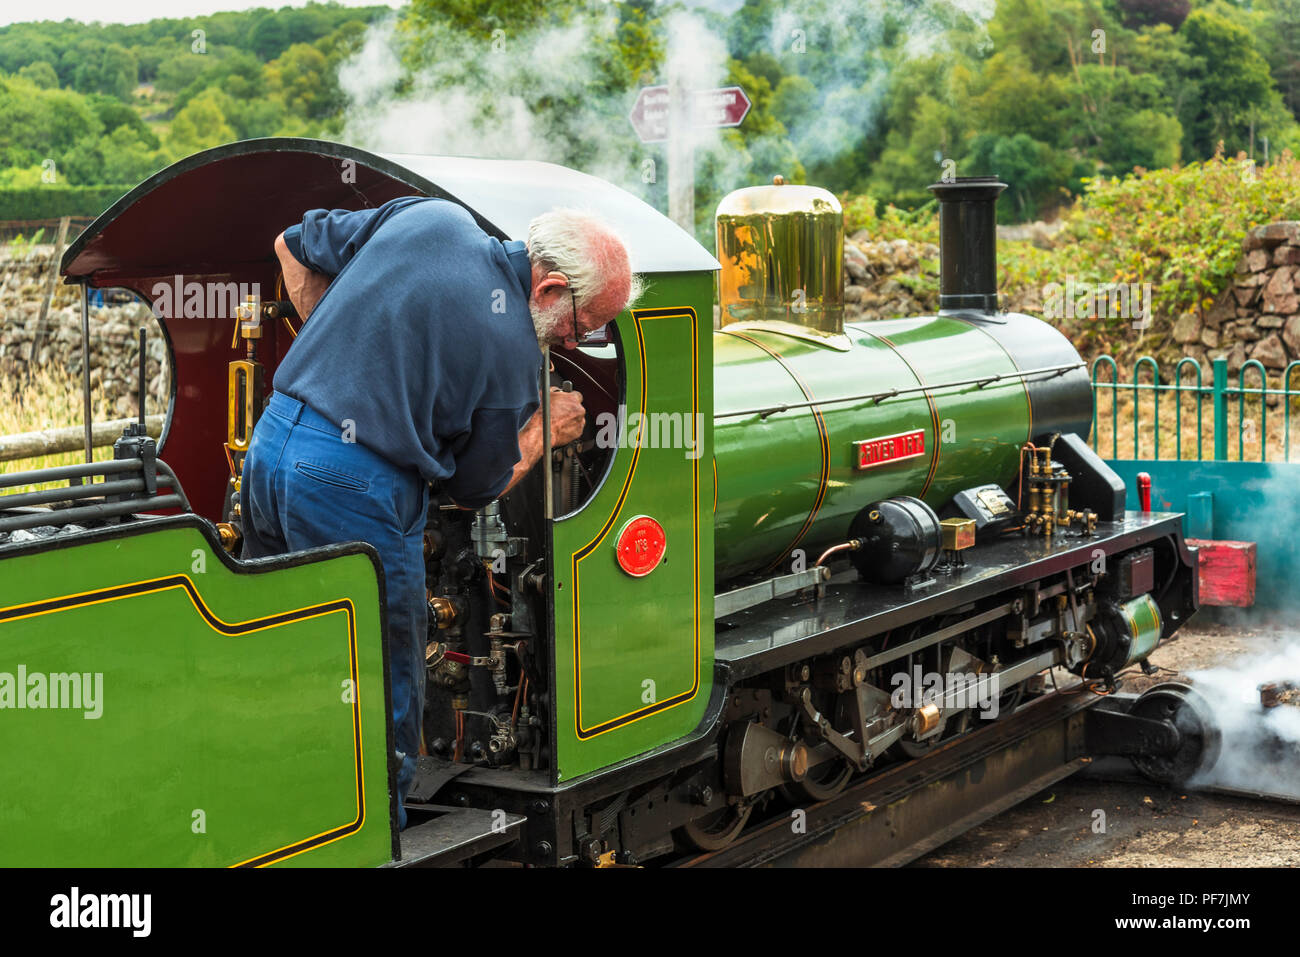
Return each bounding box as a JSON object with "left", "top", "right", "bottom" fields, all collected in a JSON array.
[
  {"left": 0, "top": 75, "right": 103, "bottom": 173},
  {"left": 1180, "top": 9, "right": 1281, "bottom": 156},
  {"left": 9, "top": 228, "right": 47, "bottom": 254},
  {"left": 842, "top": 194, "right": 939, "bottom": 245},
  {"left": 1056, "top": 149, "right": 1300, "bottom": 326},
  {"left": 0, "top": 0, "right": 1298, "bottom": 230},
  {"left": 18, "top": 61, "right": 57, "bottom": 89},
  {"left": 167, "top": 88, "right": 238, "bottom": 156},
  {"left": 963, "top": 134, "right": 1080, "bottom": 218},
  {"left": 0, "top": 184, "right": 132, "bottom": 220},
  {"left": 265, "top": 43, "right": 338, "bottom": 121}
]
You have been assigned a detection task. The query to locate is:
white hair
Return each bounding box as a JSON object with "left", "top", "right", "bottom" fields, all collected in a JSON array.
[{"left": 526, "top": 208, "right": 643, "bottom": 312}]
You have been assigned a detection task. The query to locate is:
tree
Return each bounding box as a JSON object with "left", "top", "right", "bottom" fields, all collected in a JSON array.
[
  {"left": 155, "top": 52, "right": 209, "bottom": 94},
  {"left": 265, "top": 43, "right": 336, "bottom": 120},
  {"left": 960, "top": 132, "right": 1084, "bottom": 219},
  {"left": 1116, "top": 0, "right": 1190, "bottom": 30},
  {"left": 246, "top": 15, "right": 291, "bottom": 62},
  {"left": 18, "top": 61, "right": 58, "bottom": 89},
  {"left": 0, "top": 76, "right": 102, "bottom": 170},
  {"left": 1181, "top": 9, "right": 1278, "bottom": 156},
  {"left": 67, "top": 41, "right": 138, "bottom": 100},
  {"left": 1258, "top": 0, "right": 1300, "bottom": 119},
  {"left": 166, "top": 88, "right": 237, "bottom": 157}
]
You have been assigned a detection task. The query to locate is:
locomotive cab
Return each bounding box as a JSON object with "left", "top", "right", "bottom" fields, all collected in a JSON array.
[{"left": 49, "top": 138, "right": 723, "bottom": 863}]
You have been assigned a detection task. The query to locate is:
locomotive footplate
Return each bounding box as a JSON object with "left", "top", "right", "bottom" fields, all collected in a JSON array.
[
  {"left": 389, "top": 805, "right": 527, "bottom": 868},
  {"left": 715, "top": 511, "right": 1193, "bottom": 681}
]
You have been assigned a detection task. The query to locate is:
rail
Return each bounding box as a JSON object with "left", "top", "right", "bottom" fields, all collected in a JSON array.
[
  {"left": 0, "top": 456, "right": 190, "bottom": 533},
  {"left": 0, "top": 415, "right": 165, "bottom": 463}
]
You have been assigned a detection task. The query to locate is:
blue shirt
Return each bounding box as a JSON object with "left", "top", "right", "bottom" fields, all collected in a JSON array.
[{"left": 274, "top": 197, "right": 541, "bottom": 507}]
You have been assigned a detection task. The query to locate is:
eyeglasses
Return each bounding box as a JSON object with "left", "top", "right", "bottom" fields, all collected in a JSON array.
[{"left": 567, "top": 286, "right": 602, "bottom": 345}]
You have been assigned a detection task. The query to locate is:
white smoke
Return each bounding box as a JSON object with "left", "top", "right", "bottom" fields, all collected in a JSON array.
[
  {"left": 333, "top": 2, "right": 999, "bottom": 225},
  {"left": 338, "top": 15, "right": 612, "bottom": 165},
  {"left": 1185, "top": 635, "right": 1300, "bottom": 797}
]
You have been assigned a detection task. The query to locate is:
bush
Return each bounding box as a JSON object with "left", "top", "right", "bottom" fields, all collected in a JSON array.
[
  {"left": 842, "top": 193, "right": 939, "bottom": 245},
  {"left": 1051, "top": 148, "right": 1300, "bottom": 326},
  {"left": 0, "top": 185, "right": 133, "bottom": 220}
]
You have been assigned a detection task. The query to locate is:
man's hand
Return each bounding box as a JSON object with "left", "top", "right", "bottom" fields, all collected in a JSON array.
[
  {"left": 275, "top": 231, "right": 332, "bottom": 320},
  {"left": 549, "top": 387, "right": 586, "bottom": 447},
  {"left": 494, "top": 388, "right": 586, "bottom": 499}
]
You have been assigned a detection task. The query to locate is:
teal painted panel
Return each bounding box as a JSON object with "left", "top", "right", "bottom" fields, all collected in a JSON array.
[{"left": 1107, "top": 460, "right": 1300, "bottom": 612}]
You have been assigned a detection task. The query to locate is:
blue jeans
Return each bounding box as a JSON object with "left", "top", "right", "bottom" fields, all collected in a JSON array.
[{"left": 241, "top": 391, "right": 429, "bottom": 829}]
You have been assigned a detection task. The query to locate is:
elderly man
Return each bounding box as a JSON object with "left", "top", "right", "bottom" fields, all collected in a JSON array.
[{"left": 241, "top": 198, "right": 638, "bottom": 825}]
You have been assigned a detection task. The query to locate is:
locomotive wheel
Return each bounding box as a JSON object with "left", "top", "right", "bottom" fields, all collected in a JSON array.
[
  {"left": 1129, "top": 682, "right": 1221, "bottom": 786},
  {"left": 781, "top": 754, "right": 854, "bottom": 803},
  {"left": 773, "top": 716, "right": 854, "bottom": 803},
  {"left": 995, "top": 683, "right": 1025, "bottom": 718},
  {"left": 897, "top": 710, "right": 957, "bottom": 758},
  {"left": 676, "top": 803, "right": 752, "bottom": 852},
  {"left": 897, "top": 733, "right": 943, "bottom": 759}
]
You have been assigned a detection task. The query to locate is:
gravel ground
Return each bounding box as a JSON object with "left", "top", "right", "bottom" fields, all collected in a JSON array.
[{"left": 912, "top": 616, "right": 1300, "bottom": 867}]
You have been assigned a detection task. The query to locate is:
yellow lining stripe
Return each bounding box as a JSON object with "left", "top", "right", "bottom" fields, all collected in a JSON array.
[
  {"left": 719, "top": 328, "right": 830, "bottom": 573},
  {"left": 568, "top": 307, "right": 702, "bottom": 739},
  {"left": 865, "top": 331, "right": 943, "bottom": 498}
]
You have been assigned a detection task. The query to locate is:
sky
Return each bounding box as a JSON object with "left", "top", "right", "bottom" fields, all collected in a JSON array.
[{"left": 0, "top": 0, "right": 407, "bottom": 28}]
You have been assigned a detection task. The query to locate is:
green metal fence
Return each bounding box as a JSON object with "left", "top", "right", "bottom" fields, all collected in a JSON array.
[{"left": 1091, "top": 355, "right": 1300, "bottom": 462}]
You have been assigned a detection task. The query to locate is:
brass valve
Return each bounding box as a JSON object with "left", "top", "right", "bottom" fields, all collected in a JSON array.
[{"left": 429, "top": 595, "right": 458, "bottom": 629}]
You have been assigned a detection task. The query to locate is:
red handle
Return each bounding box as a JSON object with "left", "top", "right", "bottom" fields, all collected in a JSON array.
[{"left": 1137, "top": 472, "right": 1151, "bottom": 513}]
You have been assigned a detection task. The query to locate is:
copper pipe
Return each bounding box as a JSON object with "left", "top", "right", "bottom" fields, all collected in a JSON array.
[
  {"left": 512, "top": 674, "right": 529, "bottom": 729},
  {"left": 815, "top": 540, "right": 860, "bottom": 567},
  {"left": 510, "top": 642, "right": 528, "bottom": 729}
]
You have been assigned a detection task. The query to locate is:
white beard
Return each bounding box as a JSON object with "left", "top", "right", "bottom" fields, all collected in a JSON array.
[{"left": 530, "top": 298, "right": 570, "bottom": 348}]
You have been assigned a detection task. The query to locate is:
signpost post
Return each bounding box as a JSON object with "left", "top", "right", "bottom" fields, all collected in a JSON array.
[{"left": 629, "top": 82, "right": 751, "bottom": 232}]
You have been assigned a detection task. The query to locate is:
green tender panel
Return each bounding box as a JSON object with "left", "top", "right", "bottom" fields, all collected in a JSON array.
[
  {"left": 1119, "top": 593, "right": 1163, "bottom": 666},
  {"left": 551, "top": 273, "right": 714, "bottom": 782},
  {"left": 714, "top": 316, "right": 1031, "bottom": 580},
  {"left": 0, "top": 523, "right": 393, "bottom": 867}
]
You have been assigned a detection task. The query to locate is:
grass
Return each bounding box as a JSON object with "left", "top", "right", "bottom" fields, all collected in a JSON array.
[{"left": 1, "top": 364, "right": 115, "bottom": 494}]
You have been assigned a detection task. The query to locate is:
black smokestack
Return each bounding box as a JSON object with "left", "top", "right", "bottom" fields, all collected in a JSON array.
[{"left": 927, "top": 176, "right": 1007, "bottom": 314}]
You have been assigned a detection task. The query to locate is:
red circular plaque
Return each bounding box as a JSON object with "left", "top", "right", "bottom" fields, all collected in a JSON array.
[{"left": 615, "top": 515, "right": 666, "bottom": 577}]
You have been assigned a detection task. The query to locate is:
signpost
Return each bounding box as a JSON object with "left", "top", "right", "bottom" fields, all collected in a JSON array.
[
  {"left": 628, "top": 84, "right": 752, "bottom": 144},
  {"left": 630, "top": 83, "right": 751, "bottom": 232}
]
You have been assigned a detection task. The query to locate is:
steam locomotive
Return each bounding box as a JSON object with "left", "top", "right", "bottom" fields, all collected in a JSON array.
[{"left": 0, "top": 139, "right": 1198, "bottom": 867}]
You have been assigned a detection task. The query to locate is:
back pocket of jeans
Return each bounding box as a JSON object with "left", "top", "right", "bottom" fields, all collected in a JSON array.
[{"left": 293, "top": 460, "right": 370, "bottom": 492}]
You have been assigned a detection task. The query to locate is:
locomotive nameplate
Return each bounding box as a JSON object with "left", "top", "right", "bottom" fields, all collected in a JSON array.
[{"left": 853, "top": 428, "right": 926, "bottom": 470}]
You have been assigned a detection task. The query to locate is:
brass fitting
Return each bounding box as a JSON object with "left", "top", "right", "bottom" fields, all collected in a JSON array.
[
  {"left": 912, "top": 702, "right": 941, "bottom": 737},
  {"left": 429, "top": 596, "right": 458, "bottom": 629},
  {"left": 216, "top": 523, "right": 240, "bottom": 552}
]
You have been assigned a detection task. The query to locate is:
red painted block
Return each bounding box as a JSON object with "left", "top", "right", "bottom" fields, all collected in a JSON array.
[{"left": 1186, "top": 539, "right": 1257, "bottom": 608}]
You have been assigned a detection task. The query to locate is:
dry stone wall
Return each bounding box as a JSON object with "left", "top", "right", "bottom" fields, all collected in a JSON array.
[{"left": 1, "top": 244, "right": 169, "bottom": 417}]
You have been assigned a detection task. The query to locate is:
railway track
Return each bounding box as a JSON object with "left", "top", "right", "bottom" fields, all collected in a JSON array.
[{"left": 1080, "top": 760, "right": 1300, "bottom": 807}]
